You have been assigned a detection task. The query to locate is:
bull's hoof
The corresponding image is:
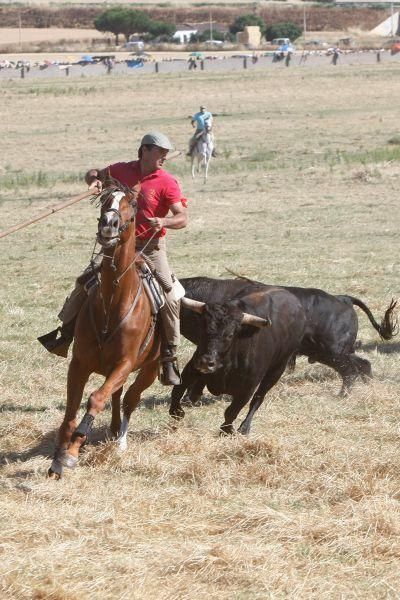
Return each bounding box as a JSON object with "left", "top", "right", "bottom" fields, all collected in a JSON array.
[
  {"left": 169, "top": 408, "right": 185, "bottom": 420},
  {"left": 237, "top": 425, "right": 250, "bottom": 436},
  {"left": 219, "top": 425, "right": 235, "bottom": 436}
]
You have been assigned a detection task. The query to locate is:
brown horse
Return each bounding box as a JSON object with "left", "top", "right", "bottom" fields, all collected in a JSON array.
[{"left": 48, "top": 183, "right": 161, "bottom": 478}]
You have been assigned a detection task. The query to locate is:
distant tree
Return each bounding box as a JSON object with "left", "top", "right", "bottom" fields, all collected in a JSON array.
[
  {"left": 265, "top": 22, "right": 303, "bottom": 43},
  {"left": 198, "top": 29, "right": 226, "bottom": 42},
  {"left": 229, "top": 14, "right": 266, "bottom": 36},
  {"left": 147, "top": 20, "right": 175, "bottom": 39},
  {"left": 94, "top": 9, "right": 132, "bottom": 45},
  {"left": 127, "top": 10, "right": 152, "bottom": 38},
  {"left": 94, "top": 8, "right": 153, "bottom": 44}
]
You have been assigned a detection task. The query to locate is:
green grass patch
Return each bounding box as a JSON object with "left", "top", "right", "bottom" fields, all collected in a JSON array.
[
  {"left": 0, "top": 169, "right": 83, "bottom": 190},
  {"left": 324, "top": 145, "right": 400, "bottom": 167}
]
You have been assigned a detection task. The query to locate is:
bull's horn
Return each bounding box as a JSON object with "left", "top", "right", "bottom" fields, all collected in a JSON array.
[
  {"left": 181, "top": 297, "right": 205, "bottom": 313},
  {"left": 241, "top": 313, "right": 272, "bottom": 328}
]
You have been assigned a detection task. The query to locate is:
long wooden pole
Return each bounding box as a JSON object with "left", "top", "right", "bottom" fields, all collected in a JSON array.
[{"left": 0, "top": 190, "right": 95, "bottom": 240}]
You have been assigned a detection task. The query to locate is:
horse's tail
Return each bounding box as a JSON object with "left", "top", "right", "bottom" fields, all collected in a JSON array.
[{"left": 345, "top": 296, "right": 398, "bottom": 341}]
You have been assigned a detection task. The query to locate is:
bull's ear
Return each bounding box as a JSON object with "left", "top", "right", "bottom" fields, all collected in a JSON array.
[
  {"left": 181, "top": 297, "right": 205, "bottom": 314},
  {"left": 241, "top": 313, "right": 272, "bottom": 328}
]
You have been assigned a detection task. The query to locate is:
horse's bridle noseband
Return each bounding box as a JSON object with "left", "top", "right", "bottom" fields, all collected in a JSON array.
[{"left": 97, "top": 187, "right": 138, "bottom": 245}]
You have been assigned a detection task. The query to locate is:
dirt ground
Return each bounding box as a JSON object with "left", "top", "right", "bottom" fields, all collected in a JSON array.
[
  {"left": 0, "top": 27, "right": 106, "bottom": 45},
  {"left": 0, "top": 64, "right": 399, "bottom": 599}
]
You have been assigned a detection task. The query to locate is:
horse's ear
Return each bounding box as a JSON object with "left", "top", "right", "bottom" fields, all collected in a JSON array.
[{"left": 104, "top": 167, "right": 114, "bottom": 188}]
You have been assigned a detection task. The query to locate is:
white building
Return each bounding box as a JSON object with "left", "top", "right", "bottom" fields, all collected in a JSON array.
[
  {"left": 173, "top": 30, "right": 198, "bottom": 44},
  {"left": 370, "top": 12, "right": 400, "bottom": 36}
]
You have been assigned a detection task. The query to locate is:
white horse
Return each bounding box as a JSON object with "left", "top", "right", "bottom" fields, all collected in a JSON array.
[{"left": 191, "top": 123, "right": 214, "bottom": 183}]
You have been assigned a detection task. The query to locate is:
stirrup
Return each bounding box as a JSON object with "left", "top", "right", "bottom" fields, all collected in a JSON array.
[{"left": 37, "top": 327, "right": 71, "bottom": 358}]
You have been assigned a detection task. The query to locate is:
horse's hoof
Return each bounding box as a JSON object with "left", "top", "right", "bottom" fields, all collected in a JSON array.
[
  {"left": 117, "top": 438, "right": 128, "bottom": 452},
  {"left": 59, "top": 452, "right": 78, "bottom": 470},
  {"left": 47, "top": 468, "right": 61, "bottom": 480},
  {"left": 47, "top": 456, "right": 63, "bottom": 479}
]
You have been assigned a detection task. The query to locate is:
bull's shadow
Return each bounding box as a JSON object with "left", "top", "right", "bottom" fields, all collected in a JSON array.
[{"left": 359, "top": 341, "right": 400, "bottom": 355}]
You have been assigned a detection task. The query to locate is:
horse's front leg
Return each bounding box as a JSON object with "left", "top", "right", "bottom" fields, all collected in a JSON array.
[
  {"left": 64, "top": 359, "right": 133, "bottom": 466},
  {"left": 48, "top": 357, "right": 90, "bottom": 479},
  {"left": 191, "top": 155, "right": 196, "bottom": 179},
  {"left": 118, "top": 360, "right": 159, "bottom": 450}
]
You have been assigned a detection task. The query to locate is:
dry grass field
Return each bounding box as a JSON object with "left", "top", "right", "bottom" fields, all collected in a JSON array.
[{"left": 0, "top": 64, "right": 400, "bottom": 599}]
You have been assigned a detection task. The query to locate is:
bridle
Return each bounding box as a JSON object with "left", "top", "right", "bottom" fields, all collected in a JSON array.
[
  {"left": 96, "top": 186, "right": 138, "bottom": 246},
  {"left": 92, "top": 184, "right": 159, "bottom": 283}
]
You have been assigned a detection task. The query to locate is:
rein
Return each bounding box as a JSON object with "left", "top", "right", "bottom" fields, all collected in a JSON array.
[{"left": 112, "top": 226, "right": 159, "bottom": 287}]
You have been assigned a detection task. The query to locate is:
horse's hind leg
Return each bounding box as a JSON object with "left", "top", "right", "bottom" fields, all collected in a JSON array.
[
  {"left": 110, "top": 387, "right": 123, "bottom": 438},
  {"left": 118, "top": 360, "right": 159, "bottom": 450},
  {"left": 48, "top": 357, "right": 90, "bottom": 479}
]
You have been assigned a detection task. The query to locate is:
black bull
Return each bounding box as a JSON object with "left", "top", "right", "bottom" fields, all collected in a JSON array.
[{"left": 170, "top": 277, "right": 397, "bottom": 434}]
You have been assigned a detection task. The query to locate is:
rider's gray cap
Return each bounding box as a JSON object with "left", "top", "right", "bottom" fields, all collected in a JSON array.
[
  {"left": 140, "top": 132, "right": 174, "bottom": 151},
  {"left": 200, "top": 105, "right": 206, "bottom": 109}
]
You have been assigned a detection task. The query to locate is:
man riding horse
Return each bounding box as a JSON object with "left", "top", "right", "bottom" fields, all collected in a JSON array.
[
  {"left": 39, "top": 132, "right": 188, "bottom": 386},
  {"left": 187, "top": 105, "right": 217, "bottom": 157}
]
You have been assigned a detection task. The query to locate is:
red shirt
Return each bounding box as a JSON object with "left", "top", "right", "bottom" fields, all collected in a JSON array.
[{"left": 108, "top": 160, "right": 186, "bottom": 239}]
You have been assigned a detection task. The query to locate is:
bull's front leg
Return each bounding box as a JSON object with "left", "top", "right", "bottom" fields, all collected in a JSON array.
[
  {"left": 63, "top": 360, "right": 133, "bottom": 467},
  {"left": 169, "top": 357, "right": 200, "bottom": 421}
]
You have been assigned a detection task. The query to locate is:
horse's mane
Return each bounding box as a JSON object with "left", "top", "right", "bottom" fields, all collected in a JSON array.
[{"left": 91, "top": 177, "right": 132, "bottom": 208}]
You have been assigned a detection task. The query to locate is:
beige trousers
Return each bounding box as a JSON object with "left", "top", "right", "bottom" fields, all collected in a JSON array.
[{"left": 58, "top": 236, "right": 180, "bottom": 347}]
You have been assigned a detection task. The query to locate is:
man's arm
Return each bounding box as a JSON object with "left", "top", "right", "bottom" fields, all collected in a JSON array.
[{"left": 146, "top": 202, "right": 187, "bottom": 232}]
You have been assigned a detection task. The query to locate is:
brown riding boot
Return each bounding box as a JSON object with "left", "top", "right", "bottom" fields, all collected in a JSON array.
[
  {"left": 159, "top": 345, "right": 181, "bottom": 386},
  {"left": 37, "top": 318, "right": 76, "bottom": 358}
]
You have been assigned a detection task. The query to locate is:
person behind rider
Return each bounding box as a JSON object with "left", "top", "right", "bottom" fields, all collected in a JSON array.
[
  {"left": 187, "top": 105, "right": 216, "bottom": 157},
  {"left": 38, "top": 132, "right": 187, "bottom": 386}
]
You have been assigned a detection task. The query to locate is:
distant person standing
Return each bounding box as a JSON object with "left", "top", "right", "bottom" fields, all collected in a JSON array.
[
  {"left": 105, "top": 57, "right": 113, "bottom": 74},
  {"left": 376, "top": 49, "right": 382, "bottom": 63},
  {"left": 332, "top": 48, "right": 340, "bottom": 66},
  {"left": 285, "top": 51, "right": 292, "bottom": 67}
]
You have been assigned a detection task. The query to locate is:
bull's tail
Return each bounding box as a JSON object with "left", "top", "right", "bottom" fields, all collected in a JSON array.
[{"left": 347, "top": 296, "right": 398, "bottom": 341}]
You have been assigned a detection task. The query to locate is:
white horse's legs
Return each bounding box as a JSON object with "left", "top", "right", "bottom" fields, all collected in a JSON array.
[
  {"left": 204, "top": 157, "right": 210, "bottom": 182},
  {"left": 191, "top": 136, "right": 213, "bottom": 182}
]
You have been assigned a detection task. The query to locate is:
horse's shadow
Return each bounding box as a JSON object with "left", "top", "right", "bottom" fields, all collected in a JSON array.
[
  {"left": 1, "top": 391, "right": 222, "bottom": 467},
  {"left": 1, "top": 428, "right": 57, "bottom": 465}
]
